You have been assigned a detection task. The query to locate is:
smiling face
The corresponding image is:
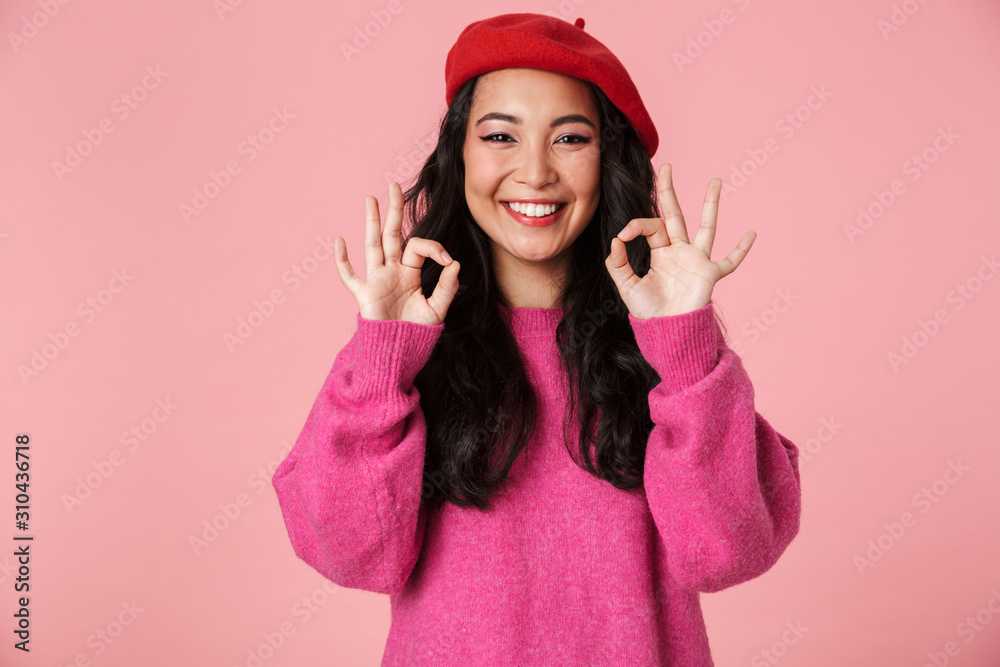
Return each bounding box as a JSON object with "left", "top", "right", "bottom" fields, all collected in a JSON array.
[{"left": 462, "top": 67, "right": 602, "bottom": 306}]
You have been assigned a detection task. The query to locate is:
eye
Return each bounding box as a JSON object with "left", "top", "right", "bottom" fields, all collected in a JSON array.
[
  {"left": 481, "top": 133, "right": 513, "bottom": 143},
  {"left": 479, "top": 133, "right": 593, "bottom": 145}
]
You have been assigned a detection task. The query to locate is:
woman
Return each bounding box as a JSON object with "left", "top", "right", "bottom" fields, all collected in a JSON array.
[{"left": 272, "top": 12, "right": 801, "bottom": 666}]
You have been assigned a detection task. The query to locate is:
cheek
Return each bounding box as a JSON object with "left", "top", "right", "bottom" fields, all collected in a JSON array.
[
  {"left": 464, "top": 149, "right": 502, "bottom": 198},
  {"left": 570, "top": 153, "right": 601, "bottom": 201}
]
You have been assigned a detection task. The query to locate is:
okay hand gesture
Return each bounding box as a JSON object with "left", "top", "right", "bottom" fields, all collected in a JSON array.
[
  {"left": 333, "top": 180, "right": 460, "bottom": 325},
  {"left": 605, "top": 163, "right": 756, "bottom": 318}
]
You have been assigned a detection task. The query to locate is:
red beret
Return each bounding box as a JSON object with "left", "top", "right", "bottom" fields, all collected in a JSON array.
[{"left": 445, "top": 13, "right": 659, "bottom": 159}]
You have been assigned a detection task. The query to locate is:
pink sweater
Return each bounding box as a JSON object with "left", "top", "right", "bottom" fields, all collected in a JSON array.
[{"left": 271, "top": 301, "right": 801, "bottom": 666}]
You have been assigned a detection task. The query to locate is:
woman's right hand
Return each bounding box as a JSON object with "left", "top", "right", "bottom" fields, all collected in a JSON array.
[{"left": 333, "top": 180, "right": 461, "bottom": 325}]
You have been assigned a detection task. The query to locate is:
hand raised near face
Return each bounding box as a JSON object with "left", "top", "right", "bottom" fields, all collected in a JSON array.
[
  {"left": 333, "top": 180, "right": 461, "bottom": 325},
  {"left": 605, "top": 163, "right": 756, "bottom": 318}
]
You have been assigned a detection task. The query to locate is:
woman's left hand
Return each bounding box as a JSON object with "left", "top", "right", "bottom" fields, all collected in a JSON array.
[{"left": 605, "top": 162, "right": 756, "bottom": 319}]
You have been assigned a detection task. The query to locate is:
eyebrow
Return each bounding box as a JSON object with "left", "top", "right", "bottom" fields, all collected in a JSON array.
[{"left": 474, "top": 112, "right": 597, "bottom": 130}]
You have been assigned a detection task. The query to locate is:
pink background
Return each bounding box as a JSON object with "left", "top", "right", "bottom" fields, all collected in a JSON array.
[{"left": 3, "top": 0, "right": 1000, "bottom": 665}]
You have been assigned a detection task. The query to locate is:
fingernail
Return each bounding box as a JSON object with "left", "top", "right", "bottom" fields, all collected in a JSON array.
[{"left": 442, "top": 251, "right": 452, "bottom": 262}]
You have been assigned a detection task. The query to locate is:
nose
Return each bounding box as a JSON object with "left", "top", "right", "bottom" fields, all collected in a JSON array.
[{"left": 512, "top": 139, "right": 558, "bottom": 189}]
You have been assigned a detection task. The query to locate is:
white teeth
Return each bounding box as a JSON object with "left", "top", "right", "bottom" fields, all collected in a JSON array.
[{"left": 506, "top": 202, "right": 563, "bottom": 217}]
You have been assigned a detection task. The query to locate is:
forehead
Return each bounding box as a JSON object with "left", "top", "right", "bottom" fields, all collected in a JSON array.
[{"left": 471, "top": 68, "right": 598, "bottom": 116}]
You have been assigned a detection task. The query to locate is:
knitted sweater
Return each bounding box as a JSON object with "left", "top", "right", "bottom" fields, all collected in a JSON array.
[{"left": 271, "top": 301, "right": 802, "bottom": 666}]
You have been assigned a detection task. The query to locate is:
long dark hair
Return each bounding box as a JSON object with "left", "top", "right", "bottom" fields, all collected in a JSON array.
[{"left": 403, "top": 74, "right": 675, "bottom": 510}]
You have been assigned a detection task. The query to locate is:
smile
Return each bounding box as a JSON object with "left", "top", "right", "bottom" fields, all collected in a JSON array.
[{"left": 501, "top": 201, "right": 567, "bottom": 227}]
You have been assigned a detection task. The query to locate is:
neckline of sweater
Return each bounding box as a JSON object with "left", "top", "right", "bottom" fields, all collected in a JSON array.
[{"left": 498, "top": 302, "right": 564, "bottom": 337}]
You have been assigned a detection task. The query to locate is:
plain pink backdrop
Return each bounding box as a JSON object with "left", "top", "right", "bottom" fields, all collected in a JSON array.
[{"left": 3, "top": 0, "right": 1000, "bottom": 665}]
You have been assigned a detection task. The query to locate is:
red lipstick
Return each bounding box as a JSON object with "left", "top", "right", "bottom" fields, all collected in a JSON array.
[{"left": 501, "top": 200, "right": 567, "bottom": 227}]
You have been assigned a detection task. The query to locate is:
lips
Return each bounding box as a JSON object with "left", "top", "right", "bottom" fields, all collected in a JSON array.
[
  {"left": 503, "top": 201, "right": 566, "bottom": 212},
  {"left": 501, "top": 201, "right": 567, "bottom": 227}
]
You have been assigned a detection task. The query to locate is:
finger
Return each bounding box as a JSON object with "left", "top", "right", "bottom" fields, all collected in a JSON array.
[
  {"left": 364, "top": 195, "right": 385, "bottom": 278},
  {"left": 616, "top": 217, "right": 670, "bottom": 251},
  {"left": 692, "top": 178, "right": 721, "bottom": 256},
  {"left": 715, "top": 231, "right": 756, "bottom": 278},
  {"left": 400, "top": 236, "right": 454, "bottom": 271},
  {"left": 657, "top": 163, "right": 689, "bottom": 244},
  {"left": 604, "top": 236, "right": 640, "bottom": 290},
  {"left": 426, "top": 260, "right": 461, "bottom": 320},
  {"left": 382, "top": 181, "right": 404, "bottom": 264},
  {"left": 333, "top": 236, "right": 362, "bottom": 295}
]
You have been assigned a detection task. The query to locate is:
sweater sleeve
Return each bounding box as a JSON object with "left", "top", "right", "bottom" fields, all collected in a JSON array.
[
  {"left": 629, "top": 301, "right": 801, "bottom": 593},
  {"left": 271, "top": 312, "right": 444, "bottom": 595}
]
